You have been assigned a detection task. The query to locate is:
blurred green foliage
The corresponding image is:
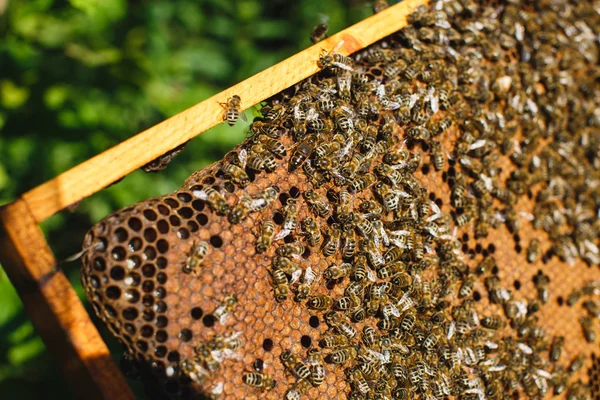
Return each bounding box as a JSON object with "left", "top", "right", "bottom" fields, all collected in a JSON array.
[{"left": 0, "top": 0, "right": 377, "bottom": 397}]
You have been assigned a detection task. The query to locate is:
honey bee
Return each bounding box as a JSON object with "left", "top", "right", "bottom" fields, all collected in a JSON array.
[
  {"left": 310, "top": 23, "right": 329, "bottom": 44},
  {"left": 242, "top": 372, "right": 276, "bottom": 390},
  {"left": 180, "top": 359, "right": 208, "bottom": 384},
  {"left": 533, "top": 272, "right": 549, "bottom": 304},
  {"left": 183, "top": 241, "right": 209, "bottom": 273},
  {"left": 550, "top": 336, "right": 564, "bottom": 362},
  {"left": 373, "top": 0, "right": 389, "bottom": 13},
  {"left": 274, "top": 199, "right": 299, "bottom": 240},
  {"left": 281, "top": 350, "right": 310, "bottom": 380},
  {"left": 325, "top": 311, "right": 356, "bottom": 338},
  {"left": 255, "top": 135, "right": 286, "bottom": 158},
  {"left": 285, "top": 379, "right": 311, "bottom": 400},
  {"left": 430, "top": 140, "right": 445, "bottom": 171},
  {"left": 228, "top": 195, "right": 252, "bottom": 224},
  {"left": 193, "top": 186, "right": 229, "bottom": 214},
  {"left": 307, "top": 294, "right": 334, "bottom": 310},
  {"left": 459, "top": 274, "right": 476, "bottom": 298},
  {"left": 526, "top": 239, "right": 541, "bottom": 263},
  {"left": 348, "top": 367, "right": 370, "bottom": 395},
  {"left": 304, "top": 190, "right": 331, "bottom": 217},
  {"left": 322, "top": 223, "right": 342, "bottom": 257},
  {"left": 317, "top": 41, "right": 354, "bottom": 72},
  {"left": 213, "top": 295, "right": 238, "bottom": 324},
  {"left": 270, "top": 268, "right": 290, "bottom": 303},
  {"left": 568, "top": 353, "right": 586, "bottom": 373},
  {"left": 323, "top": 262, "right": 352, "bottom": 281},
  {"left": 327, "top": 347, "right": 357, "bottom": 364},
  {"left": 580, "top": 316, "right": 596, "bottom": 343},
  {"left": 350, "top": 172, "right": 376, "bottom": 193},
  {"left": 319, "top": 333, "right": 349, "bottom": 349},
  {"left": 273, "top": 256, "right": 300, "bottom": 276},
  {"left": 221, "top": 162, "right": 250, "bottom": 187},
  {"left": 265, "top": 104, "right": 286, "bottom": 121},
  {"left": 301, "top": 217, "right": 322, "bottom": 247},
  {"left": 306, "top": 348, "right": 325, "bottom": 386},
  {"left": 295, "top": 266, "right": 317, "bottom": 302},
  {"left": 289, "top": 134, "right": 318, "bottom": 172},
  {"left": 255, "top": 220, "right": 275, "bottom": 254},
  {"left": 481, "top": 316, "right": 505, "bottom": 330},
  {"left": 219, "top": 95, "right": 244, "bottom": 126}
]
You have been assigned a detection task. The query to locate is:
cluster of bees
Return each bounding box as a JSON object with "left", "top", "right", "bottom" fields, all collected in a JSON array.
[
  {"left": 175, "top": 0, "right": 600, "bottom": 398},
  {"left": 80, "top": 0, "right": 599, "bottom": 398}
]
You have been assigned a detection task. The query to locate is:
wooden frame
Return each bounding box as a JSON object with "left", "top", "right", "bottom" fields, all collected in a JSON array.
[{"left": 0, "top": 1, "right": 427, "bottom": 397}]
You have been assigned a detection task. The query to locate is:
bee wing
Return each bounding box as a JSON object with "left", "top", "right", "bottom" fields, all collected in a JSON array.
[
  {"left": 238, "top": 149, "right": 248, "bottom": 168},
  {"left": 332, "top": 62, "right": 354, "bottom": 71},
  {"left": 192, "top": 189, "right": 208, "bottom": 201},
  {"left": 331, "top": 39, "right": 345, "bottom": 53},
  {"left": 239, "top": 110, "right": 248, "bottom": 122},
  {"left": 290, "top": 269, "right": 303, "bottom": 285}
]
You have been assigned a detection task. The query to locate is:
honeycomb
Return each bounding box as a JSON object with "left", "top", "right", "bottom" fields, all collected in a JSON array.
[{"left": 80, "top": 0, "right": 600, "bottom": 398}]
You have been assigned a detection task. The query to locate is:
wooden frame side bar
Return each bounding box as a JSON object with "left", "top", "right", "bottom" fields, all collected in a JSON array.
[
  {"left": 21, "top": 0, "right": 428, "bottom": 224},
  {"left": 0, "top": 200, "right": 134, "bottom": 400}
]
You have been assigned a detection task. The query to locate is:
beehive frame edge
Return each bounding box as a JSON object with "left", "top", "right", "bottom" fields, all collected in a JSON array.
[{"left": 0, "top": 1, "right": 428, "bottom": 398}]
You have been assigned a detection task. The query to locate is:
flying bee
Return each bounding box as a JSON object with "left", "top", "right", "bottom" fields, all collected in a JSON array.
[
  {"left": 304, "top": 190, "right": 331, "bottom": 217},
  {"left": 289, "top": 134, "right": 318, "bottom": 172},
  {"left": 219, "top": 95, "right": 245, "bottom": 126},
  {"left": 306, "top": 349, "right": 325, "bottom": 386},
  {"left": 301, "top": 217, "right": 322, "bottom": 247},
  {"left": 183, "top": 241, "right": 209, "bottom": 273},
  {"left": 430, "top": 140, "right": 445, "bottom": 171},
  {"left": 213, "top": 295, "right": 237, "bottom": 324},
  {"left": 193, "top": 186, "right": 229, "bottom": 215},
  {"left": 281, "top": 350, "right": 310, "bottom": 380},
  {"left": 317, "top": 40, "right": 354, "bottom": 72},
  {"left": 310, "top": 22, "right": 329, "bottom": 43},
  {"left": 295, "top": 267, "right": 317, "bottom": 301},
  {"left": 327, "top": 347, "right": 357, "bottom": 364},
  {"left": 373, "top": 0, "right": 389, "bottom": 13},
  {"left": 580, "top": 316, "right": 596, "bottom": 343},
  {"left": 527, "top": 239, "right": 541, "bottom": 263},
  {"left": 221, "top": 162, "right": 250, "bottom": 187},
  {"left": 307, "top": 294, "right": 334, "bottom": 310},
  {"left": 322, "top": 223, "right": 342, "bottom": 257},
  {"left": 243, "top": 372, "right": 276, "bottom": 390},
  {"left": 228, "top": 195, "right": 252, "bottom": 224}
]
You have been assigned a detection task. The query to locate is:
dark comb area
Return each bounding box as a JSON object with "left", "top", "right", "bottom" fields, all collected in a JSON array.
[{"left": 80, "top": 0, "right": 600, "bottom": 399}]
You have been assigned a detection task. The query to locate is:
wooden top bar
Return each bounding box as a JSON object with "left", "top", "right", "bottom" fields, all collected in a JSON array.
[{"left": 20, "top": 0, "right": 428, "bottom": 224}]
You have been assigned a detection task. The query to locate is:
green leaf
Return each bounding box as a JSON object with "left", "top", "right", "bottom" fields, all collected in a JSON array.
[{"left": 0, "top": 81, "right": 29, "bottom": 109}]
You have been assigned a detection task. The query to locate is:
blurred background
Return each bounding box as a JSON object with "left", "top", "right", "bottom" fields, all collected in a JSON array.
[{"left": 0, "top": 0, "right": 377, "bottom": 397}]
